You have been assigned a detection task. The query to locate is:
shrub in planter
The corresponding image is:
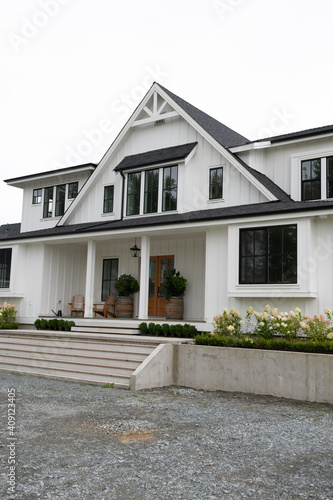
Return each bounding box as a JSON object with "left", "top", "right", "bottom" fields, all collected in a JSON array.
[
  {"left": 115, "top": 274, "right": 140, "bottom": 297},
  {"left": 161, "top": 269, "right": 187, "bottom": 300}
]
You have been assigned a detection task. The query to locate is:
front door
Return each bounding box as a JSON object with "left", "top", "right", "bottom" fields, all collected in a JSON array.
[{"left": 148, "top": 255, "right": 174, "bottom": 317}]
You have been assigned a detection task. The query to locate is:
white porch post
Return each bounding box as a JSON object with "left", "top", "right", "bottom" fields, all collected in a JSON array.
[
  {"left": 204, "top": 229, "right": 220, "bottom": 323},
  {"left": 138, "top": 235, "right": 150, "bottom": 319},
  {"left": 84, "top": 240, "right": 96, "bottom": 318}
]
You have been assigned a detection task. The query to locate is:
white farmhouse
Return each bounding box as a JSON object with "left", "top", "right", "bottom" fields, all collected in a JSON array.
[{"left": 1, "top": 82, "right": 333, "bottom": 327}]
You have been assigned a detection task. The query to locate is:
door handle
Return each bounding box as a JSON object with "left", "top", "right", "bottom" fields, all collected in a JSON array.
[{"left": 157, "top": 286, "right": 160, "bottom": 298}]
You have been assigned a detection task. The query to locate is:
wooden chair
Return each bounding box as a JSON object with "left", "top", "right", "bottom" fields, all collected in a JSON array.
[
  {"left": 93, "top": 296, "right": 116, "bottom": 318},
  {"left": 68, "top": 295, "right": 85, "bottom": 317}
]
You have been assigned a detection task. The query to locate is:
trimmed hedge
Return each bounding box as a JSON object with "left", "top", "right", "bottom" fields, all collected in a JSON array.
[
  {"left": 34, "top": 318, "right": 75, "bottom": 331},
  {"left": 194, "top": 333, "right": 333, "bottom": 354},
  {"left": 0, "top": 322, "right": 19, "bottom": 330},
  {"left": 139, "top": 322, "right": 197, "bottom": 338}
]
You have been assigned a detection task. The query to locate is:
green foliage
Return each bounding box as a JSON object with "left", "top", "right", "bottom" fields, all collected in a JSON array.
[
  {"left": 213, "top": 308, "right": 243, "bottom": 336},
  {"left": 139, "top": 322, "right": 198, "bottom": 338},
  {"left": 0, "top": 302, "right": 18, "bottom": 328},
  {"left": 102, "top": 383, "right": 114, "bottom": 388},
  {"left": 115, "top": 274, "right": 140, "bottom": 297},
  {"left": 194, "top": 332, "right": 333, "bottom": 353},
  {"left": 161, "top": 269, "right": 187, "bottom": 300},
  {"left": 34, "top": 318, "right": 75, "bottom": 331}
]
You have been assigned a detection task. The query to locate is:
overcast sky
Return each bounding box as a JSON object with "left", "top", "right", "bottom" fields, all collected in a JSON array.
[{"left": 1, "top": 0, "right": 332, "bottom": 225}]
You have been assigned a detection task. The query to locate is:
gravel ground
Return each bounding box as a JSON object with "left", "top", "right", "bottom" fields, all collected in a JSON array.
[{"left": 0, "top": 372, "right": 332, "bottom": 500}]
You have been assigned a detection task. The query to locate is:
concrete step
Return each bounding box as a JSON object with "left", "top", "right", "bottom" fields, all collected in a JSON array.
[
  {"left": 0, "top": 335, "right": 158, "bottom": 388},
  {"left": 71, "top": 326, "right": 140, "bottom": 335}
]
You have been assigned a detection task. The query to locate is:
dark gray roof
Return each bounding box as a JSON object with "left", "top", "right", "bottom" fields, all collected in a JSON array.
[
  {"left": 5, "top": 163, "right": 97, "bottom": 184},
  {"left": 114, "top": 142, "right": 198, "bottom": 172},
  {"left": 253, "top": 124, "right": 333, "bottom": 145},
  {"left": 2, "top": 200, "right": 333, "bottom": 242},
  {"left": 158, "top": 84, "right": 250, "bottom": 149}
]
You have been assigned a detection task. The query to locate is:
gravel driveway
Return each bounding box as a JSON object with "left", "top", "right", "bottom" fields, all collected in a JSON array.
[{"left": 1, "top": 372, "right": 332, "bottom": 500}]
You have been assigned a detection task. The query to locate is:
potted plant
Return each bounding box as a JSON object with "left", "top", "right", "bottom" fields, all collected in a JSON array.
[
  {"left": 115, "top": 274, "right": 140, "bottom": 318},
  {"left": 161, "top": 269, "right": 187, "bottom": 320}
]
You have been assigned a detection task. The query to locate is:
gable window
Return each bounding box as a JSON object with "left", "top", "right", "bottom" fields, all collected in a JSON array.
[
  {"left": 162, "top": 165, "right": 178, "bottom": 212},
  {"left": 301, "top": 159, "right": 321, "bottom": 201},
  {"left": 0, "top": 248, "right": 12, "bottom": 288},
  {"left": 55, "top": 185, "right": 65, "bottom": 217},
  {"left": 32, "top": 188, "right": 42, "bottom": 204},
  {"left": 144, "top": 169, "right": 159, "bottom": 214},
  {"left": 103, "top": 185, "right": 114, "bottom": 213},
  {"left": 43, "top": 187, "right": 54, "bottom": 218},
  {"left": 209, "top": 167, "right": 223, "bottom": 200},
  {"left": 239, "top": 224, "right": 297, "bottom": 284},
  {"left": 101, "top": 258, "right": 118, "bottom": 300},
  {"left": 68, "top": 182, "right": 78, "bottom": 199},
  {"left": 127, "top": 172, "right": 141, "bottom": 216}
]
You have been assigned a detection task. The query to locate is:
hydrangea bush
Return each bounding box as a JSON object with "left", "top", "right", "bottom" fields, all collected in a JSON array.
[
  {"left": 211, "top": 305, "right": 333, "bottom": 341},
  {"left": 0, "top": 302, "right": 19, "bottom": 329}
]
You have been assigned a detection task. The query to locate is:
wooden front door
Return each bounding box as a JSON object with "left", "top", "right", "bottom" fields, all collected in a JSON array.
[{"left": 148, "top": 255, "right": 174, "bottom": 317}]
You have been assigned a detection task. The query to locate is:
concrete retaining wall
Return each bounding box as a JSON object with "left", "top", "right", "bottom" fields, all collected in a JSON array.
[
  {"left": 130, "top": 343, "right": 174, "bottom": 391},
  {"left": 174, "top": 345, "right": 333, "bottom": 404}
]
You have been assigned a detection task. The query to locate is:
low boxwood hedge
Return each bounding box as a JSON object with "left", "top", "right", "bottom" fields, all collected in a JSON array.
[
  {"left": 139, "top": 322, "right": 197, "bottom": 338},
  {"left": 34, "top": 318, "right": 75, "bottom": 331}
]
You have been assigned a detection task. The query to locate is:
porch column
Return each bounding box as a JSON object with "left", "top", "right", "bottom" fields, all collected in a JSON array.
[
  {"left": 84, "top": 240, "right": 96, "bottom": 318},
  {"left": 204, "top": 229, "right": 222, "bottom": 323},
  {"left": 138, "top": 235, "right": 150, "bottom": 319}
]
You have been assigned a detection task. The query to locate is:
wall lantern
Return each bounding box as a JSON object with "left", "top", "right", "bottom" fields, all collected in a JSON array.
[{"left": 130, "top": 238, "right": 141, "bottom": 258}]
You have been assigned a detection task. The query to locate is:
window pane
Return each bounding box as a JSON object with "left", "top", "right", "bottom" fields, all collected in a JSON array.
[
  {"left": 127, "top": 173, "right": 141, "bottom": 215},
  {"left": 241, "top": 230, "right": 254, "bottom": 256},
  {"left": 301, "top": 159, "right": 321, "bottom": 200},
  {"left": 209, "top": 168, "right": 223, "bottom": 199},
  {"left": 32, "top": 189, "right": 42, "bottom": 204},
  {"left": 43, "top": 187, "right": 53, "bottom": 218},
  {"left": 144, "top": 169, "right": 159, "bottom": 214},
  {"left": 68, "top": 182, "right": 78, "bottom": 199},
  {"left": 55, "top": 185, "right": 65, "bottom": 217},
  {"left": 327, "top": 157, "right": 333, "bottom": 198},
  {"left": 254, "top": 230, "right": 266, "bottom": 256},
  {"left": 254, "top": 256, "right": 266, "bottom": 283},
  {"left": 103, "top": 185, "right": 114, "bottom": 213},
  {"left": 0, "top": 249, "right": 12, "bottom": 288},
  {"left": 163, "top": 166, "right": 177, "bottom": 211},
  {"left": 101, "top": 259, "right": 118, "bottom": 300}
]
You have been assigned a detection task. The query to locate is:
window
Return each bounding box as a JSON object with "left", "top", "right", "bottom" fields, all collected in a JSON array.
[
  {"left": 32, "top": 188, "right": 42, "bottom": 204},
  {"left": 68, "top": 182, "right": 78, "bottom": 199},
  {"left": 101, "top": 258, "right": 118, "bottom": 300},
  {"left": 103, "top": 185, "right": 114, "bottom": 213},
  {"left": 144, "top": 169, "right": 159, "bottom": 214},
  {"left": 209, "top": 167, "right": 223, "bottom": 200},
  {"left": 43, "top": 187, "right": 54, "bottom": 218},
  {"left": 327, "top": 157, "right": 333, "bottom": 198},
  {"left": 163, "top": 166, "right": 178, "bottom": 212},
  {"left": 301, "top": 159, "right": 321, "bottom": 201},
  {"left": 0, "top": 248, "right": 12, "bottom": 288},
  {"left": 239, "top": 225, "right": 297, "bottom": 284},
  {"left": 127, "top": 172, "right": 141, "bottom": 216},
  {"left": 55, "top": 185, "right": 65, "bottom": 217}
]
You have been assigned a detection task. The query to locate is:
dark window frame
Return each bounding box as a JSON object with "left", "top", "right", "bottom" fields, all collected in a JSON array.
[
  {"left": 0, "top": 248, "right": 12, "bottom": 288},
  {"left": 326, "top": 157, "right": 333, "bottom": 199},
  {"left": 43, "top": 186, "right": 54, "bottom": 218},
  {"left": 209, "top": 167, "right": 223, "bottom": 200},
  {"left": 162, "top": 165, "right": 178, "bottom": 212},
  {"left": 101, "top": 258, "right": 119, "bottom": 301},
  {"left": 239, "top": 224, "right": 297, "bottom": 285},
  {"left": 144, "top": 169, "right": 159, "bottom": 214},
  {"left": 68, "top": 182, "right": 79, "bottom": 199},
  {"left": 103, "top": 185, "right": 114, "bottom": 214},
  {"left": 126, "top": 172, "right": 141, "bottom": 216},
  {"left": 32, "top": 188, "right": 42, "bottom": 205},
  {"left": 55, "top": 185, "right": 66, "bottom": 217},
  {"left": 301, "top": 158, "right": 321, "bottom": 201}
]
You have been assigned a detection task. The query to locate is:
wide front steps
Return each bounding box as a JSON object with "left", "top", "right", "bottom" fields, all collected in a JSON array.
[{"left": 0, "top": 334, "right": 157, "bottom": 389}]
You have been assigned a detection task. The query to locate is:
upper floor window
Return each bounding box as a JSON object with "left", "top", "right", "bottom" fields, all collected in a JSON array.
[
  {"left": 300, "top": 156, "right": 333, "bottom": 200},
  {"left": 0, "top": 248, "right": 12, "bottom": 288},
  {"left": 239, "top": 224, "right": 297, "bottom": 284},
  {"left": 209, "top": 167, "right": 223, "bottom": 200},
  {"left": 55, "top": 185, "right": 65, "bottom": 217},
  {"left": 162, "top": 166, "right": 178, "bottom": 212},
  {"left": 103, "top": 185, "right": 114, "bottom": 213},
  {"left": 43, "top": 187, "right": 53, "bottom": 218},
  {"left": 127, "top": 172, "right": 141, "bottom": 216},
  {"left": 144, "top": 169, "right": 159, "bottom": 214},
  {"left": 68, "top": 182, "right": 78, "bottom": 199},
  {"left": 32, "top": 188, "right": 42, "bottom": 205}
]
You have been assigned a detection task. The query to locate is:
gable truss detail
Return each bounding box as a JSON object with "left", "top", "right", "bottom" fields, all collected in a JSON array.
[{"left": 131, "top": 91, "right": 179, "bottom": 127}]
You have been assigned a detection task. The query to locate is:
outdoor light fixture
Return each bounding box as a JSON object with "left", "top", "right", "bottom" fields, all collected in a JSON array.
[{"left": 130, "top": 238, "right": 141, "bottom": 258}]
